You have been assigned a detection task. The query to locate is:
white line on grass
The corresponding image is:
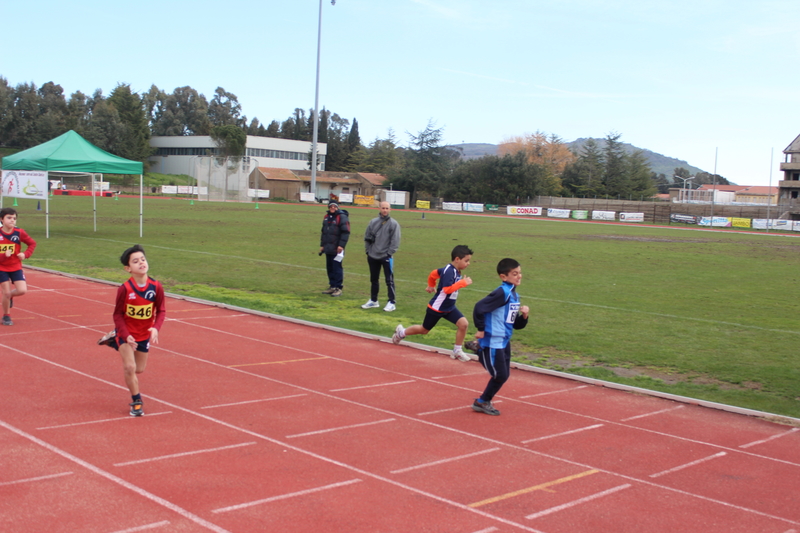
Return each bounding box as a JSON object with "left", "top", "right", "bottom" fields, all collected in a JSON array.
[
  {"left": 49, "top": 234, "right": 800, "bottom": 336},
  {"left": 649, "top": 452, "right": 727, "bottom": 478}
]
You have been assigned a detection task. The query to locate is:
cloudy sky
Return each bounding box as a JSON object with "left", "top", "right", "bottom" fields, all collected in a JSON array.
[{"left": 4, "top": 0, "right": 799, "bottom": 185}]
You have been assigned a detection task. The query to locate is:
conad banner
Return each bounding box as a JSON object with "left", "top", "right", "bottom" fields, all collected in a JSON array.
[
  {"left": 416, "top": 200, "right": 431, "bottom": 209},
  {"left": 463, "top": 203, "right": 484, "bottom": 213},
  {"left": 547, "top": 208, "right": 571, "bottom": 218},
  {"left": 2, "top": 170, "right": 48, "bottom": 200},
  {"left": 442, "top": 202, "right": 463, "bottom": 211},
  {"left": 592, "top": 211, "right": 616, "bottom": 221},
  {"left": 619, "top": 212, "right": 644, "bottom": 222},
  {"left": 731, "top": 217, "right": 751, "bottom": 228},
  {"left": 571, "top": 210, "right": 589, "bottom": 220},
  {"left": 354, "top": 195, "right": 374, "bottom": 205},
  {"left": 507, "top": 206, "right": 542, "bottom": 216}
]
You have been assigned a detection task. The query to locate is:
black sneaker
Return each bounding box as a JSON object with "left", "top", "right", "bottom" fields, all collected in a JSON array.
[
  {"left": 472, "top": 399, "right": 500, "bottom": 416},
  {"left": 97, "top": 329, "right": 117, "bottom": 346},
  {"left": 1, "top": 315, "right": 12, "bottom": 326},
  {"left": 129, "top": 400, "right": 144, "bottom": 417},
  {"left": 465, "top": 340, "right": 480, "bottom": 354}
]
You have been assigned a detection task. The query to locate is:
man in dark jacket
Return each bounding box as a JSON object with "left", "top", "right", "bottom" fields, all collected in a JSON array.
[{"left": 319, "top": 201, "right": 350, "bottom": 297}]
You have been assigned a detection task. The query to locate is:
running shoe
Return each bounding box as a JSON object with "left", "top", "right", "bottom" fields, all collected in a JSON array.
[
  {"left": 97, "top": 329, "right": 117, "bottom": 346},
  {"left": 451, "top": 348, "right": 471, "bottom": 362},
  {"left": 472, "top": 399, "right": 500, "bottom": 416},
  {"left": 383, "top": 302, "right": 396, "bottom": 312},
  {"left": 129, "top": 400, "right": 144, "bottom": 417},
  {"left": 392, "top": 324, "right": 405, "bottom": 344},
  {"left": 330, "top": 288, "right": 342, "bottom": 297},
  {"left": 1, "top": 315, "right": 12, "bottom": 326},
  {"left": 464, "top": 340, "right": 480, "bottom": 354},
  {"left": 321, "top": 287, "right": 336, "bottom": 294},
  {"left": 361, "top": 300, "right": 380, "bottom": 309}
]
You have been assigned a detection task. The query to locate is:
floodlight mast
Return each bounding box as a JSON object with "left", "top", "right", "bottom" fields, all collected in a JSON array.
[
  {"left": 310, "top": 0, "right": 335, "bottom": 201},
  {"left": 674, "top": 175, "right": 695, "bottom": 203}
]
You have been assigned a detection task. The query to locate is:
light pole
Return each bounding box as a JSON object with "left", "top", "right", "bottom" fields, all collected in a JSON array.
[
  {"left": 310, "top": 0, "right": 335, "bottom": 202},
  {"left": 674, "top": 175, "right": 695, "bottom": 203}
]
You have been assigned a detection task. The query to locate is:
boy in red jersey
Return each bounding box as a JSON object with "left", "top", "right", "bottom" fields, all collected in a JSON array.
[
  {"left": 98, "top": 245, "right": 166, "bottom": 416},
  {"left": 0, "top": 208, "right": 37, "bottom": 326},
  {"left": 391, "top": 244, "right": 473, "bottom": 361}
]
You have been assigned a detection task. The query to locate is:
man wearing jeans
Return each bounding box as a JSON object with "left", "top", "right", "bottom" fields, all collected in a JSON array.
[{"left": 362, "top": 201, "right": 401, "bottom": 312}]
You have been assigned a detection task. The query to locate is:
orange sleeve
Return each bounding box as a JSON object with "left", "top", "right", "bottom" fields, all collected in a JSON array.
[
  {"left": 427, "top": 269, "right": 440, "bottom": 288},
  {"left": 442, "top": 278, "right": 469, "bottom": 294}
]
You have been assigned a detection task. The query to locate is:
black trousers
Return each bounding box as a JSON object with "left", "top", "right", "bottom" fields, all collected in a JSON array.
[
  {"left": 367, "top": 256, "right": 395, "bottom": 303},
  {"left": 477, "top": 344, "right": 511, "bottom": 402}
]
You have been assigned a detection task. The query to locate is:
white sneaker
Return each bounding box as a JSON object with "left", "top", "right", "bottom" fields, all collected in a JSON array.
[
  {"left": 361, "top": 300, "right": 380, "bottom": 309},
  {"left": 383, "top": 302, "right": 396, "bottom": 312},
  {"left": 451, "top": 348, "right": 471, "bottom": 362},
  {"left": 392, "top": 324, "right": 405, "bottom": 344}
]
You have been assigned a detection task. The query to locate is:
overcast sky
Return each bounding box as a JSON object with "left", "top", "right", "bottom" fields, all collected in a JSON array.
[{"left": 3, "top": 0, "right": 799, "bottom": 186}]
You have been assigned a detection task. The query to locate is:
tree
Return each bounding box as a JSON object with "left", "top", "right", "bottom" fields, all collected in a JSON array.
[
  {"left": 603, "top": 132, "right": 628, "bottom": 197},
  {"left": 208, "top": 87, "right": 243, "bottom": 128},
  {"left": 210, "top": 124, "right": 246, "bottom": 160},
  {"left": 107, "top": 84, "right": 152, "bottom": 163},
  {"left": 361, "top": 130, "right": 401, "bottom": 175},
  {"left": 387, "top": 121, "right": 456, "bottom": 204},
  {"left": 561, "top": 139, "right": 604, "bottom": 197},
  {"left": 498, "top": 131, "right": 575, "bottom": 177}
]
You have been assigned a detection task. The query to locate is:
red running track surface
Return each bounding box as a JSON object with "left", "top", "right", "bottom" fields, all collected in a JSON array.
[{"left": 1, "top": 269, "right": 798, "bottom": 533}]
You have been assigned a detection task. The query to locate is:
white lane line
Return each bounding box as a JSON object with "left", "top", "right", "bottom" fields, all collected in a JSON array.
[
  {"left": 519, "top": 386, "right": 588, "bottom": 399},
  {"left": 649, "top": 452, "right": 727, "bottom": 478},
  {"left": 0, "top": 419, "right": 231, "bottom": 533},
  {"left": 391, "top": 448, "right": 501, "bottom": 474},
  {"left": 286, "top": 418, "right": 396, "bottom": 439},
  {"left": 526, "top": 484, "right": 632, "bottom": 520},
  {"left": 432, "top": 371, "right": 487, "bottom": 379},
  {"left": 37, "top": 412, "right": 172, "bottom": 430},
  {"left": 211, "top": 479, "right": 362, "bottom": 514},
  {"left": 620, "top": 405, "right": 685, "bottom": 422},
  {"left": 739, "top": 428, "right": 799, "bottom": 449},
  {"left": 0, "top": 471, "right": 73, "bottom": 487},
  {"left": 114, "top": 442, "right": 258, "bottom": 467},
  {"left": 200, "top": 394, "right": 307, "bottom": 410},
  {"left": 108, "top": 521, "right": 171, "bottom": 533},
  {"left": 418, "top": 404, "right": 478, "bottom": 416},
  {"left": 330, "top": 380, "right": 416, "bottom": 392},
  {"left": 471, "top": 528, "right": 499, "bottom": 533},
  {"left": 522, "top": 424, "right": 604, "bottom": 444}
]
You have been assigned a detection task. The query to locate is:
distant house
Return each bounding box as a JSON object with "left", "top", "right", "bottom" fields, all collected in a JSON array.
[
  {"left": 671, "top": 184, "right": 777, "bottom": 204},
  {"left": 250, "top": 169, "right": 388, "bottom": 203},
  {"left": 779, "top": 134, "right": 800, "bottom": 206}
]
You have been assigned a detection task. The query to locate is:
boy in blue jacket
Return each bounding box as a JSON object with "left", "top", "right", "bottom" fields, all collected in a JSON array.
[{"left": 471, "top": 258, "right": 529, "bottom": 416}]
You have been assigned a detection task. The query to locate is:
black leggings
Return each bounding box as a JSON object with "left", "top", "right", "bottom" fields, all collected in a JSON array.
[
  {"left": 477, "top": 344, "right": 511, "bottom": 402},
  {"left": 367, "top": 256, "right": 395, "bottom": 302}
]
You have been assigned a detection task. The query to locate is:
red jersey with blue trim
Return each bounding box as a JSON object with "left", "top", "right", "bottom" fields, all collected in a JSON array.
[
  {"left": 0, "top": 227, "right": 36, "bottom": 272},
  {"left": 113, "top": 277, "right": 166, "bottom": 342}
]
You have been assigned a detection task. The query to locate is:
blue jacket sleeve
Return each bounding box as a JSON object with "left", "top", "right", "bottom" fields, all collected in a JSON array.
[{"left": 472, "top": 287, "right": 507, "bottom": 332}]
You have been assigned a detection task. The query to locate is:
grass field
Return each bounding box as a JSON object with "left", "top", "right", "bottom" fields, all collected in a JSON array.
[{"left": 7, "top": 194, "right": 800, "bottom": 418}]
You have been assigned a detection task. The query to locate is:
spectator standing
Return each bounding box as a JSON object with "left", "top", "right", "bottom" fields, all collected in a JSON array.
[
  {"left": 319, "top": 201, "right": 350, "bottom": 297},
  {"left": 362, "top": 201, "right": 401, "bottom": 312}
]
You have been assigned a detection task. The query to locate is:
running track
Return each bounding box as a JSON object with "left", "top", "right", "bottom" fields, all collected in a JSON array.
[{"left": 1, "top": 269, "right": 798, "bottom": 533}]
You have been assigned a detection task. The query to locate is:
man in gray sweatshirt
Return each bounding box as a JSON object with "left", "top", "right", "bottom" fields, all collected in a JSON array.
[{"left": 362, "top": 201, "right": 401, "bottom": 312}]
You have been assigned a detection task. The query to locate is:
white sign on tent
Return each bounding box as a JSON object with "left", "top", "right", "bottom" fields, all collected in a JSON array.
[{"left": 2, "top": 170, "right": 48, "bottom": 200}]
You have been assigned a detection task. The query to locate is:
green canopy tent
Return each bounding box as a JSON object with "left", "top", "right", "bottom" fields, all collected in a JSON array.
[{"left": 1, "top": 130, "right": 145, "bottom": 237}]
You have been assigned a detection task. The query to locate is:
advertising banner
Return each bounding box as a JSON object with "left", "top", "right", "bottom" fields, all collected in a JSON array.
[
  {"left": 592, "top": 211, "right": 616, "bottom": 221},
  {"left": 416, "top": 200, "right": 431, "bottom": 209},
  {"left": 619, "top": 212, "right": 644, "bottom": 222},
  {"left": 2, "top": 170, "right": 48, "bottom": 200},
  {"left": 300, "top": 192, "right": 316, "bottom": 202},
  {"left": 247, "top": 189, "right": 270, "bottom": 198},
  {"left": 485, "top": 204, "right": 499, "bottom": 211},
  {"left": 670, "top": 213, "right": 697, "bottom": 224},
  {"left": 571, "top": 210, "right": 589, "bottom": 220},
  {"left": 161, "top": 185, "right": 178, "bottom": 194},
  {"left": 731, "top": 217, "right": 751, "bottom": 228},
  {"left": 699, "top": 217, "right": 732, "bottom": 227},
  {"left": 354, "top": 195, "right": 374, "bottom": 205},
  {"left": 547, "top": 208, "right": 571, "bottom": 218},
  {"left": 794, "top": 221, "right": 800, "bottom": 232},
  {"left": 339, "top": 193, "right": 353, "bottom": 203},
  {"left": 507, "top": 206, "right": 542, "bottom": 216},
  {"left": 463, "top": 203, "right": 484, "bottom": 213},
  {"left": 442, "top": 202, "right": 463, "bottom": 211}
]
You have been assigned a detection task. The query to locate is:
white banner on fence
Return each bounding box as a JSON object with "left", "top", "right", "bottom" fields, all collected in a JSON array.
[
  {"left": 592, "top": 211, "right": 616, "bottom": 221},
  {"left": 507, "top": 206, "right": 542, "bottom": 216},
  {"left": 161, "top": 186, "right": 178, "bottom": 194},
  {"left": 2, "top": 170, "right": 48, "bottom": 199},
  {"left": 442, "top": 202, "right": 463, "bottom": 211},
  {"left": 619, "top": 212, "right": 644, "bottom": 222},
  {"left": 698, "top": 216, "right": 732, "bottom": 227},
  {"left": 300, "top": 192, "right": 316, "bottom": 202},
  {"left": 794, "top": 221, "right": 800, "bottom": 232},
  {"left": 177, "top": 185, "right": 193, "bottom": 194},
  {"left": 547, "top": 208, "right": 571, "bottom": 218},
  {"left": 463, "top": 203, "right": 484, "bottom": 213},
  {"left": 247, "top": 189, "right": 270, "bottom": 199},
  {"left": 339, "top": 193, "right": 353, "bottom": 203}
]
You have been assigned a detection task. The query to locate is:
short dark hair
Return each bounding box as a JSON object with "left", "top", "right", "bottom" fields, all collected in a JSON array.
[
  {"left": 451, "top": 245, "right": 473, "bottom": 260},
  {"left": 120, "top": 244, "right": 145, "bottom": 266},
  {"left": 497, "top": 258, "right": 520, "bottom": 275},
  {"left": 0, "top": 207, "right": 18, "bottom": 219}
]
